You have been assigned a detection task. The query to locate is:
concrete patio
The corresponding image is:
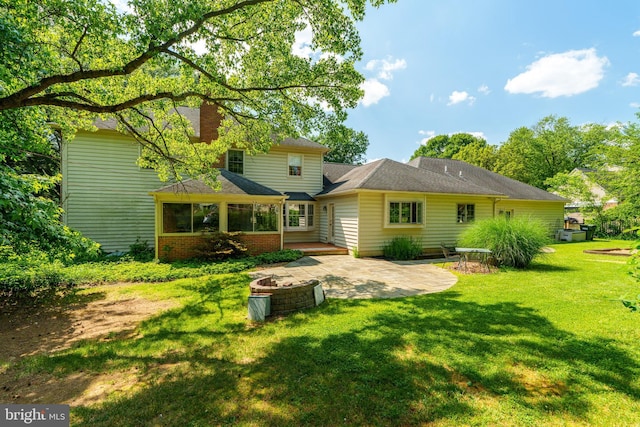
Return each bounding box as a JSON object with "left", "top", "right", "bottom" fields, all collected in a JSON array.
[{"left": 250, "top": 255, "right": 458, "bottom": 299}]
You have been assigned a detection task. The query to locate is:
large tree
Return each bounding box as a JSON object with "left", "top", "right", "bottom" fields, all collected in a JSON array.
[
  {"left": 317, "top": 124, "right": 369, "bottom": 164},
  {"left": 1, "top": 0, "right": 391, "bottom": 181},
  {"left": 493, "top": 116, "right": 607, "bottom": 189},
  {"left": 410, "top": 133, "right": 486, "bottom": 160}
]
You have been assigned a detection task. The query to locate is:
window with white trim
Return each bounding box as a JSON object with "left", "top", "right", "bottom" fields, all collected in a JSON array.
[
  {"left": 389, "top": 201, "right": 423, "bottom": 225},
  {"left": 283, "top": 202, "right": 315, "bottom": 230},
  {"left": 227, "top": 149, "right": 244, "bottom": 174},
  {"left": 457, "top": 204, "right": 475, "bottom": 223},
  {"left": 288, "top": 154, "right": 302, "bottom": 176}
]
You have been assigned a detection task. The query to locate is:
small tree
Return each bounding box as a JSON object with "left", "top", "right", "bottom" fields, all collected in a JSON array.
[{"left": 458, "top": 216, "right": 550, "bottom": 269}]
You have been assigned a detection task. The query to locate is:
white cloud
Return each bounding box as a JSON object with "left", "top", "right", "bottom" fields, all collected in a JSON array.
[
  {"left": 504, "top": 48, "right": 609, "bottom": 98},
  {"left": 364, "top": 57, "right": 407, "bottom": 80},
  {"left": 463, "top": 131, "right": 487, "bottom": 140},
  {"left": 429, "top": 93, "right": 435, "bottom": 103},
  {"left": 623, "top": 72, "right": 640, "bottom": 87},
  {"left": 360, "top": 79, "right": 390, "bottom": 107},
  {"left": 109, "top": 0, "right": 133, "bottom": 13},
  {"left": 447, "top": 90, "right": 476, "bottom": 106},
  {"left": 634, "top": 30, "right": 640, "bottom": 37},
  {"left": 292, "top": 24, "right": 314, "bottom": 58},
  {"left": 418, "top": 130, "right": 436, "bottom": 144},
  {"left": 631, "top": 102, "right": 640, "bottom": 109},
  {"left": 478, "top": 84, "right": 491, "bottom": 95}
]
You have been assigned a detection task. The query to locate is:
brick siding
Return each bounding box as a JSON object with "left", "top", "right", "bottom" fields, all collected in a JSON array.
[{"left": 158, "top": 233, "right": 281, "bottom": 261}]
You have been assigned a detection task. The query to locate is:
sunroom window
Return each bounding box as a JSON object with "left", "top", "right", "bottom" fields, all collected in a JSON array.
[
  {"left": 228, "top": 203, "right": 278, "bottom": 232},
  {"left": 163, "top": 203, "right": 219, "bottom": 233}
]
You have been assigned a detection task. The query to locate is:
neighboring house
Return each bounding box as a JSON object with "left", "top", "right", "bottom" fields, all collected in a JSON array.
[
  {"left": 565, "top": 168, "right": 618, "bottom": 212},
  {"left": 62, "top": 107, "right": 566, "bottom": 259}
]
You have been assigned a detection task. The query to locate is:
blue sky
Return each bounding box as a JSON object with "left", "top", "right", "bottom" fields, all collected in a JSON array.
[{"left": 343, "top": 0, "right": 640, "bottom": 162}]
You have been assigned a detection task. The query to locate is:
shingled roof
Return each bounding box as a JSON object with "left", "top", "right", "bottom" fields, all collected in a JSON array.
[
  {"left": 407, "top": 157, "right": 566, "bottom": 201},
  {"left": 151, "top": 169, "right": 282, "bottom": 196},
  {"left": 323, "top": 162, "right": 360, "bottom": 186},
  {"left": 318, "top": 159, "right": 503, "bottom": 196}
]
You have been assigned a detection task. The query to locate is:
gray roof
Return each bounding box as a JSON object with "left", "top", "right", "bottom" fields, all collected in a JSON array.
[
  {"left": 151, "top": 169, "right": 282, "bottom": 196},
  {"left": 276, "top": 137, "right": 328, "bottom": 152},
  {"left": 284, "top": 192, "right": 316, "bottom": 201},
  {"left": 95, "top": 108, "right": 327, "bottom": 153},
  {"left": 407, "top": 157, "right": 567, "bottom": 201},
  {"left": 318, "top": 159, "right": 503, "bottom": 196},
  {"left": 323, "top": 162, "right": 360, "bottom": 186}
]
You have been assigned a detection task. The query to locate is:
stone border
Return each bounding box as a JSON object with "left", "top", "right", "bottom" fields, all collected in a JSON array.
[{"left": 250, "top": 277, "right": 321, "bottom": 315}]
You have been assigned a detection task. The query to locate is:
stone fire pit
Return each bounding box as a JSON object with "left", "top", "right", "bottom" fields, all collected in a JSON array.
[{"left": 249, "top": 276, "right": 324, "bottom": 319}]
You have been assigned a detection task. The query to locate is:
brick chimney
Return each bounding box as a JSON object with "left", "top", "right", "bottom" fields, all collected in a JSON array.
[{"left": 199, "top": 102, "right": 226, "bottom": 168}]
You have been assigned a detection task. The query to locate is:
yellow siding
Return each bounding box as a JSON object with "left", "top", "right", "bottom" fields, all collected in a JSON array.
[
  {"left": 316, "top": 195, "right": 359, "bottom": 249},
  {"left": 357, "top": 192, "right": 495, "bottom": 256},
  {"left": 243, "top": 150, "right": 324, "bottom": 194},
  {"left": 333, "top": 195, "right": 359, "bottom": 250},
  {"left": 495, "top": 200, "right": 565, "bottom": 232},
  {"left": 62, "top": 130, "right": 164, "bottom": 252}
]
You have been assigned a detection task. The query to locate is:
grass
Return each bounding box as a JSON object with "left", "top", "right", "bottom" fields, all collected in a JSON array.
[{"left": 6, "top": 240, "right": 640, "bottom": 426}]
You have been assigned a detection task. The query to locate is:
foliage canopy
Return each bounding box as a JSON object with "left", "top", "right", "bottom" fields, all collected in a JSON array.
[{"left": 1, "top": 0, "right": 392, "bottom": 181}]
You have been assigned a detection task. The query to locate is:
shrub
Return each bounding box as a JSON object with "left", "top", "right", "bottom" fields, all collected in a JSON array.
[
  {"left": 251, "top": 249, "right": 304, "bottom": 265},
  {"left": 127, "top": 238, "right": 155, "bottom": 262},
  {"left": 458, "top": 216, "right": 550, "bottom": 269},
  {"left": 194, "top": 232, "right": 248, "bottom": 261},
  {"left": 383, "top": 236, "right": 423, "bottom": 260},
  {"left": 0, "top": 250, "right": 70, "bottom": 296}
]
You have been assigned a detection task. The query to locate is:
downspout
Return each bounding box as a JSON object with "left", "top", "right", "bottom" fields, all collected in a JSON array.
[{"left": 280, "top": 200, "right": 284, "bottom": 250}]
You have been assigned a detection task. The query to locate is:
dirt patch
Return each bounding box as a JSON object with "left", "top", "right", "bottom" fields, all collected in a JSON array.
[
  {"left": 583, "top": 247, "right": 636, "bottom": 257},
  {"left": 446, "top": 261, "right": 497, "bottom": 274},
  {"left": 0, "top": 285, "right": 177, "bottom": 405}
]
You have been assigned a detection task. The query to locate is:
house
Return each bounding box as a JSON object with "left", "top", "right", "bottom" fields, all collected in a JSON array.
[
  {"left": 564, "top": 168, "right": 618, "bottom": 220},
  {"left": 62, "top": 107, "right": 566, "bottom": 259}
]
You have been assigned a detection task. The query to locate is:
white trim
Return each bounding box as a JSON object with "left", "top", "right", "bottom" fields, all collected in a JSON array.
[
  {"left": 383, "top": 195, "right": 425, "bottom": 228},
  {"left": 287, "top": 153, "right": 303, "bottom": 178},
  {"left": 226, "top": 149, "right": 245, "bottom": 174}
]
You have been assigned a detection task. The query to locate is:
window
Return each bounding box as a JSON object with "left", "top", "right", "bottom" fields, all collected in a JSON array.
[
  {"left": 457, "top": 204, "right": 475, "bottom": 223},
  {"left": 499, "top": 209, "right": 513, "bottom": 219},
  {"left": 283, "top": 203, "right": 315, "bottom": 230},
  {"left": 288, "top": 154, "right": 302, "bottom": 176},
  {"left": 163, "top": 203, "right": 220, "bottom": 233},
  {"left": 228, "top": 203, "right": 278, "bottom": 232},
  {"left": 389, "top": 201, "right": 423, "bottom": 225},
  {"left": 227, "top": 149, "right": 244, "bottom": 174}
]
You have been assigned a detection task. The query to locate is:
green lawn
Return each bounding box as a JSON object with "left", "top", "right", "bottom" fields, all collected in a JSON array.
[{"left": 11, "top": 240, "right": 640, "bottom": 426}]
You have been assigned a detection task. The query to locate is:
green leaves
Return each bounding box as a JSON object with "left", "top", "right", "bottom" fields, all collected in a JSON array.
[{"left": 1, "top": 0, "right": 391, "bottom": 181}]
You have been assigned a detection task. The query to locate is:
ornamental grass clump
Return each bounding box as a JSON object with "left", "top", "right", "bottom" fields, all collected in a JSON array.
[
  {"left": 458, "top": 216, "right": 550, "bottom": 268},
  {"left": 383, "top": 236, "right": 423, "bottom": 260}
]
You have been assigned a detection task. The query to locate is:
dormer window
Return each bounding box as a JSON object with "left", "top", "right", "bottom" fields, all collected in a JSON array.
[
  {"left": 288, "top": 154, "right": 302, "bottom": 176},
  {"left": 227, "top": 149, "right": 244, "bottom": 174}
]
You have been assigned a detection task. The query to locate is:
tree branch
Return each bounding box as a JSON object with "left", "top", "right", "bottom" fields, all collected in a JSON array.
[
  {"left": 22, "top": 91, "right": 241, "bottom": 113},
  {"left": 0, "top": 0, "right": 273, "bottom": 111}
]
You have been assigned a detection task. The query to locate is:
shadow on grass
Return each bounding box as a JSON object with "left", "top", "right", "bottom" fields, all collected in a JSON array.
[{"left": 48, "top": 283, "right": 639, "bottom": 426}]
